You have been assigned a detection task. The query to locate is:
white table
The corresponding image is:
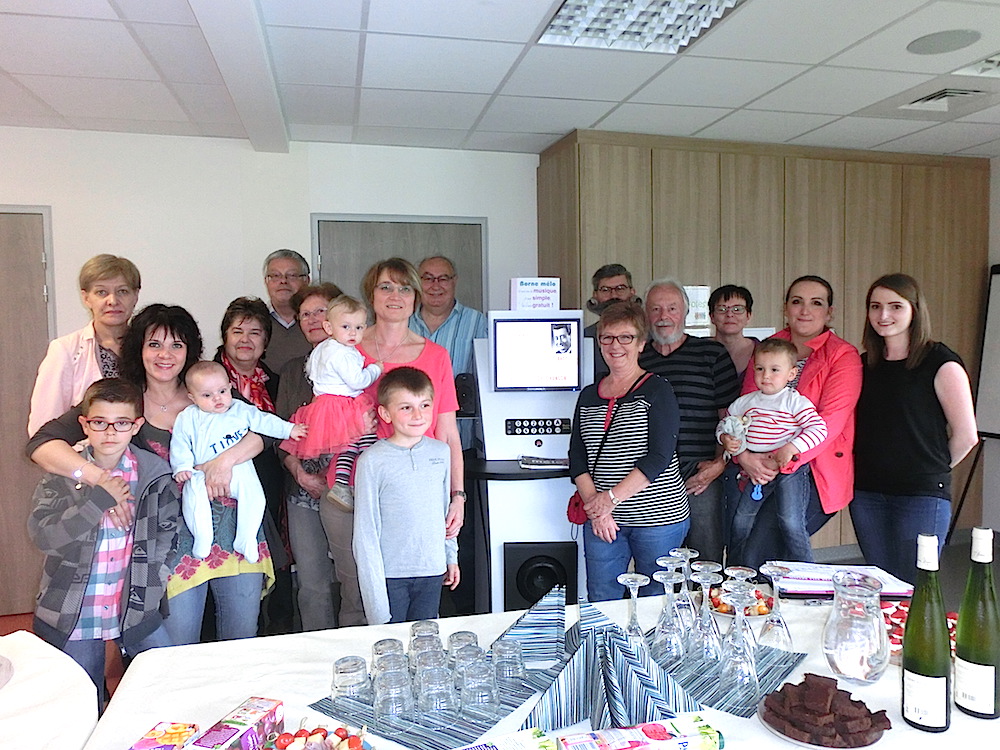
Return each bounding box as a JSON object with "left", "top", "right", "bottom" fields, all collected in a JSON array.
[
  {"left": 0, "top": 630, "right": 99, "bottom": 750},
  {"left": 85, "top": 600, "right": 985, "bottom": 749}
]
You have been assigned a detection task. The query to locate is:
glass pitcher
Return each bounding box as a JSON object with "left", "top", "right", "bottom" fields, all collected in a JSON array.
[{"left": 821, "top": 570, "right": 889, "bottom": 684}]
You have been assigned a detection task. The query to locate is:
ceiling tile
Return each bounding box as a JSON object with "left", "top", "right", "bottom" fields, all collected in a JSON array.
[
  {"left": 67, "top": 116, "right": 199, "bottom": 136},
  {"left": 873, "top": 121, "right": 1000, "bottom": 153},
  {"left": 259, "top": 0, "right": 363, "bottom": 29},
  {"left": 0, "top": 115, "right": 72, "bottom": 128},
  {"left": 359, "top": 89, "right": 489, "bottom": 129},
  {"left": 749, "top": 67, "right": 931, "bottom": 115},
  {"left": 502, "top": 45, "right": 670, "bottom": 101},
  {"left": 280, "top": 84, "right": 356, "bottom": 126},
  {"left": 0, "top": 0, "right": 116, "bottom": 19},
  {"left": 828, "top": 1, "right": 1000, "bottom": 75},
  {"left": 479, "top": 95, "right": 614, "bottom": 132},
  {"left": 956, "top": 137, "right": 1000, "bottom": 157},
  {"left": 352, "top": 125, "right": 468, "bottom": 149},
  {"left": 132, "top": 23, "right": 224, "bottom": 84},
  {"left": 633, "top": 56, "right": 807, "bottom": 108},
  {"left": 113, "top": 0, "right": 197, "bottom": 25},
  {"left": 688, "top": 0, "right": 926, "bottom": 63},
  {"left": 463, "top": 130, "right": 562, "bottom": 153},
  {"left": 363, "top": 34, "right": 522, "bottom": 93},
  {"left": 789, "top": 116, "right": 933, "bottom": 149},
  {"left": 0, "top": 74, "right": 62, "bottom": 118},
  {"left": 17, "top": 74, "right": 188, "bottom": 119},
  {"left": 172, "top": 83, "right": 241, "bottom": 124},
  {"left": 596, "top": 102, "right": 731, "bottom": 136},
  {"left": 288, "top": 123, "right": 353, "bottom": 142},
  {"left": 367, "top": 0, "right": 546, "bottom": 43},
  {"left": 266, "top": 27, "right": 359, "bottom": 86},
  {"left": 696, "top": 109, "right": 837, "bottom": 142},
  {"left": 956, "top": 103, "right": 1000, "bottom": 124},
  {"left": 0, "top": 15, "right": 159, "bottom": 79}
]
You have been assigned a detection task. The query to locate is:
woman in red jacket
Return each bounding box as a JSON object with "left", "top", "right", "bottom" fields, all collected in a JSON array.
[{"left": 723, "top": 275, "right": 862, "bottom": 566}]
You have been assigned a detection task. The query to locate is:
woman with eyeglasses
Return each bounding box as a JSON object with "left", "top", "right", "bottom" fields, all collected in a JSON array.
[
  {"left": 570, "top": 302, "right": 689, "bottom": 601},
  {"left": 709, "top": 284, "right": 757, "bottom": 380},
  {"left": 28, "top": 304, "right": 274, "bottom": 646}
]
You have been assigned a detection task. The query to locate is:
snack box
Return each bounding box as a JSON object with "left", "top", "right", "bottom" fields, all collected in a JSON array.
[
  {"left": 192, "top": 697, "right": 284, "bottom": 750},
  {"left": 557, "top": 716, "right": 723, "bottom": 750},
  {"left": 457, "top": 728, "right": 557, "bottom": 750},
  {"left": 130, "top": 722, "right": 200, "bottom": 750}
]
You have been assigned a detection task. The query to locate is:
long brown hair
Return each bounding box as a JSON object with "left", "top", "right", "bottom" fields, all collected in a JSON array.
[{"left": 862, "top": 273, "right": 933, "bottom": 369}]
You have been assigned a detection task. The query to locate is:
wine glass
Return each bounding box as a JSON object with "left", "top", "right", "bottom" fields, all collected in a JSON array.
[
  {"left": 617, "top": 572, "right": 650, "bottom": 641},
  {"left": 668, "top": 548, "right": 699, "bottom": 631},
  {"left": 719, "top": 590, "right": 760, "bottom": 713},
  {"left": 758, "top": 563, "right": 793, "bottom": 651},
  {"left": 724, "top": 565, "right": 757, "bottom": 583},
  {"left": 721, "top": 579, "right": 758, "bottom": 651},
  {"left": 650, "top": 570, "right": 686, "bottom": 669},
  {"left": 689, "top": 570, "right": 724, "bottom": 665}
]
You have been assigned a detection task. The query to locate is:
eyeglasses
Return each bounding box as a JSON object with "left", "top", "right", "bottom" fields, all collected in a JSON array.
[
  {"left": 265, "top": 272, "right": 307, "bottom": 282},
  {"left": 598, "top": 333, "right": 637, "bottom": 346},
  {"left": 714, "top": 304, "right": 747, "bottom": 315},
  {"left": 597, "top": 284, "right": 631, "bottom": 294},
  {"left": 421, "top": 274, "right": 455, "bottom": 285},
  {"left": 298, "top": 307, "right": 327, "bottom": 320},
  {"left": 376, "top": 283, "right": 415, "bottom": 296},
  {"left": 83, "top": 418, "right": 138, "bottom": 432}
]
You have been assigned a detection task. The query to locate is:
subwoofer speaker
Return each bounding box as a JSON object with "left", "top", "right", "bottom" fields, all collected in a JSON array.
[{"left": 503, "top": 541, "right": 577, "bottom": 611}]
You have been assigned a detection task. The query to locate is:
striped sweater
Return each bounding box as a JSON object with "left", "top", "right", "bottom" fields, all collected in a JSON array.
[{"left": 724, "top": 387, "right": 828, "bottom": 457}]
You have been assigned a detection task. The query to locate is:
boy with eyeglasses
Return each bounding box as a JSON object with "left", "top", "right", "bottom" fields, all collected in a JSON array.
[{"left": 28, "top": 378, "right": 180, "bottom": 709}]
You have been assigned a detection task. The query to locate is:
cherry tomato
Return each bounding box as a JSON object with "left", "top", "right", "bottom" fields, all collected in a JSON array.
[
  {"left": 311, "top": 728, "right": 329, "bottom": 740},
  {"left": 334, "top": 728, "right": 350, "bottom": 740},
  {"left": 347, "top": 735, "right": 363, "bottom": 750},
  {"left": 274, "top": 733, "right": 296, "bottom": 749},
  {"left": 294, "top": 728, "right": 311, "bottom": 738}
]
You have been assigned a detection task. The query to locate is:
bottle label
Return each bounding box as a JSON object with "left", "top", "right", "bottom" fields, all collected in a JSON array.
[
  {"left": 971, "top": 527, "right": 994, "bottom": 564},
  {"left": 916, "top": 535, "right": 940, "bottom": 571},
  {"left": 955, "top": 657, "right": 997, "bottom": 714},
  {"left": 903, "top": 670, "right": 949, "bottom": 727}
]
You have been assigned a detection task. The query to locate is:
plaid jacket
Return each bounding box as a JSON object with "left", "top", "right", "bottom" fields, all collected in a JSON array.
[{"left": 27, "top": 447, "right": 179, "bottom": 653}]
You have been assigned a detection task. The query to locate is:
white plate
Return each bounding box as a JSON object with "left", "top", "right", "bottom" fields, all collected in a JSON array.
[
  {"left": 757, "top": 698, "right": 883, "bottom": 748},
  {"left": 694, "top": 583, "right": 772, "bottom": 619}
]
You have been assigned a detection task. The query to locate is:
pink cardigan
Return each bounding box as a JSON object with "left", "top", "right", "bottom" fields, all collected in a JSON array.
[
  {"left": 28, "top": 322, "right": 104, "bottom": 437},
  {"left": 740, "top": 328, "right": 862, "bottom": 514}
]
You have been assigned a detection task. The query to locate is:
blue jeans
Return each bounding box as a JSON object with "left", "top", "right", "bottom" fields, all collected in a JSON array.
[
  {"left": 849, "top": 491, "right": 951, "bottom": 585},
  {"left": 164, "top": 573, "right": 263, "bottom": 645},
  {"left": 386, "top": 575, "right": 444, "bottom": 623},
  {"left": 63, "top": 624, "right": 172, "bottom": 712},
  {"left": 583, "top": 518, "right": 691, "bottom": 602},
  {"left": 683, "top": 474, "right": 724, "bottom": 563},
  {"left": 724, "top": 462, "right": 814, "bottom": 570}
]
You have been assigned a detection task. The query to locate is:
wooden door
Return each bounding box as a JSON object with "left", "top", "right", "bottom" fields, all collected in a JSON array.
[
  {"left": 537, "top": 141, "right": 581, "bottom": 309},
  {"left": 1, "top": 211, "right": 48, "bottom": 614}
]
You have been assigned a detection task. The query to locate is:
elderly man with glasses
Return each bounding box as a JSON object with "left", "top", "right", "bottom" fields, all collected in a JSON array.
[
  {"left": 585, "top": 263, "right": 640, "bottom": 378},
  {"left": 262, "top": 249, "right": 312, "bottom": 372}
]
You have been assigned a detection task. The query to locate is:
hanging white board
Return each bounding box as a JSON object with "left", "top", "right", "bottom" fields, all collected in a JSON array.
[{"left": 974, "top": 265, "right": 1000, "bottom": 438}]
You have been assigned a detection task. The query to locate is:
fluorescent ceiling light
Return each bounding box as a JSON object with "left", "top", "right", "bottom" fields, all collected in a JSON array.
[{"left": 539, "top": 0, "right": 745, "bottom": 54}]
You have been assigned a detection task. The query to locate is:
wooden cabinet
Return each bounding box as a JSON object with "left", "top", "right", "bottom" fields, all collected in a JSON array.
[{"left": 537, "top": 129, "right": 990, "bottom": 544}]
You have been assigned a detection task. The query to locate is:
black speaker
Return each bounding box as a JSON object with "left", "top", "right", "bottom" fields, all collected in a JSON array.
[
  {"left": 455, "top": 373, "right": 478, "bottom": 416},
  {"left": 503, "top": 541, "right": 578, "bottom": 611}
]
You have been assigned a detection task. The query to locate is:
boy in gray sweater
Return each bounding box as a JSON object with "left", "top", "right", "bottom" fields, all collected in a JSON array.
[{"left": 353, "top": 367, "right": 459, "bottom": 624}]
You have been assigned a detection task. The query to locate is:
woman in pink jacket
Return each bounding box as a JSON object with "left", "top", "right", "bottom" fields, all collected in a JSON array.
[
  {"left": 28, "top": 254, "right": 140, "bottom": 436},
  {"left": 725, "top": 275, "right": 862, "bottom": 565}
]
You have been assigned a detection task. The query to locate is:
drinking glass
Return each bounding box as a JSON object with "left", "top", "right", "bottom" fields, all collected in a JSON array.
[
  {"left": 408, "top": 634, "right": 444, "bottom": 673},
  {"left": 718, "top": 590, "right": 760, "bottom": 713},
  {"left": 617, "top": 572, "right": 650, "bottom": 640},
  {"left": 453, "top": 643, "right": 486, "bottom": 690},
  {"left": 650, "top": 570, "right": 686, "bottom": 669},
  {"left": 447, "top": 631, "right": 479, "bottom": 666},
  {"left": 332, "top": 655, "right": 373, "bottom": 703},
  {"left": 821, "top": 570, "right": 889, "bottom": 684},
  {"left": 689, "top": 570, "right": 723, "bottom": 665},
  {"left": 372, "top": 652, "right": 408, "bottom": 679},
  {"left": 372, "top": 638, "right": 405, "bottom": 665},
  {"left": 460, "top": 661, "right": 499, "bottom": 716},
  {"left": 414, "top": 649, "right": 449, "bottom": 695},
  {"left": 668, "top": 548, "right": 699, "bottom": 631},
  {"left": 758, "top": 563, "right": 793, "bottom": 651},
  {"left": 492, "top": 638, "right": 526, "bottom": 690},
  {"left": 374, "top": 669, "right": 414, "bottom": 718},
  {"left": 416, "top": 666, "right": 458, "bottom": 714},
  {"left": 410, "top": 620, "right": 439, "bottom": 638}
]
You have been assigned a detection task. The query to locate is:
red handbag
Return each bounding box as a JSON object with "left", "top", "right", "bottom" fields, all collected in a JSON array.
[{"left": 567, "top": 490, "right": 587, "bottom": 524}]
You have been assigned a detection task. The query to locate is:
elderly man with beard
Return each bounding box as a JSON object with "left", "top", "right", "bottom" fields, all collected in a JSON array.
[
  {"left": 638, "top": 278, "right": 739, "bottom": 562},
  {"left": 584, "top": 264, "right": 640, "bottom": 378}
]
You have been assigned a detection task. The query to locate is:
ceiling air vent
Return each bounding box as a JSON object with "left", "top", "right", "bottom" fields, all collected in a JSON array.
[
  {"left": 953, "top": 54, "right": 1000, "bottom": 79},
  {"left": 900, "top": 88, "right": 986, "bottom": 112}
]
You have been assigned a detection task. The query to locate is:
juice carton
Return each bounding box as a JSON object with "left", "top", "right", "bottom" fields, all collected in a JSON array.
[
  {"left": 191, "top": 697, "right": 284, "bottom": 750},
  {"left": 129, "top": 722, "right": 199, "bottom": 750},
  {"left": 557, "top": 715, "right": 723, "bottom": 750}
]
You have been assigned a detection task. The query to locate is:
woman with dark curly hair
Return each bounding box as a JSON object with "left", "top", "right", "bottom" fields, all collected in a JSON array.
[{"left": 28, "top": 304, "right": 274, "bottom": 645}]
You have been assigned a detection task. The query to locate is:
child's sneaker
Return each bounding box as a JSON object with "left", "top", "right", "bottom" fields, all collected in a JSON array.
[{"left": 326, "top": 482, "right": 354, "bottom": 512}]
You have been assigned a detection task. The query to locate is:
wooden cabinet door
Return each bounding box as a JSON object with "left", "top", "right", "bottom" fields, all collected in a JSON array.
[
  {"left": 579, "top": 143, "right": 653, "bottom": 305},
  {"left": 537, "top": 143, "right": 581, "bottom": 309},
  {"left": 720, "top": 153, "right": 784, "bottom": 331},
  {"left": 652, "top": 149, "right": 720, "bottom": 289}
]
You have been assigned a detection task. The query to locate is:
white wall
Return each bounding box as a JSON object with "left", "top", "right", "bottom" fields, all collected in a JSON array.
[
  {"left": 0, "top": 127, "right": 539, "bottom": 352},
  {"left": 984, "top": 157, "right": 1000, "bottom": 530}
]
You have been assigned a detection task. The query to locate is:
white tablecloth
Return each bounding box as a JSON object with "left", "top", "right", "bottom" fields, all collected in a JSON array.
[
  {"left": 85, "top": 600, "right": 985, "bottom": 749},
  {"left": 0, "top": 630, "right": 98, "bottom": 750}
]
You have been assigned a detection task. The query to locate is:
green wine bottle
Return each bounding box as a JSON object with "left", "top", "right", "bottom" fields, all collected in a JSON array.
[
  {"left": 901, "top": 533, "right": 951, "bottom": 732},
  {"left": 955, "top": 526, "right": 1000, "bottom": 719}
]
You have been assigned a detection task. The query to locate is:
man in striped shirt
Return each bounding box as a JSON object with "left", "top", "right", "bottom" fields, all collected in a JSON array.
[
  {"left": 720, "top": 338, "right": 828, "bottom": 568},
  {"left": 638, "top": 279, "right": 740, "bottom": 563}
]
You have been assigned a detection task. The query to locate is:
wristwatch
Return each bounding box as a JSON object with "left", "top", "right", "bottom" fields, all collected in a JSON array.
[
  {"left": 608, "top": 487, "right": 621, "bottom": 506},
  {"left": 72, "top": 463, "right": 87, "bottom": 481},
  {"left": 450, "top": 490, "right": 467, "bottom": 501}
]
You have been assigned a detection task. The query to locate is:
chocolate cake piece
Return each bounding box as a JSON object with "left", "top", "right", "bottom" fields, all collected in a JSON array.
[
  {"left": 869, "top": 710, "right": 892, "bottom": 730},
  {"left": 763, "top": 691, "right": 785, "bottom": 714},
  {"left": 802, "top": 674, "right": 838, "bottom": 713},
  {"left": 836, "top": 714, "right": 872, "bottom": 734}
]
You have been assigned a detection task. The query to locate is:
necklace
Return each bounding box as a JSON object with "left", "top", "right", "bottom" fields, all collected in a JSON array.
[
  {"left": 145, "top": 388, "right": 178, "bottom": 413},
  {"left": 375, "top": 331, "right": 409, "bottom": 363}
]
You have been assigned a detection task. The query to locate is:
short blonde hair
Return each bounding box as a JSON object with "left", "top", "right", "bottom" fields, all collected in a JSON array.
[
  {"left": 361, "top": 258, "right": 422, "bottom": 309},
  {"left": 79, "top": 254, "right": 141, "bottom": 291},
  {"left": 325, "top": 294, "right": 368, "bottom": 323}
]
